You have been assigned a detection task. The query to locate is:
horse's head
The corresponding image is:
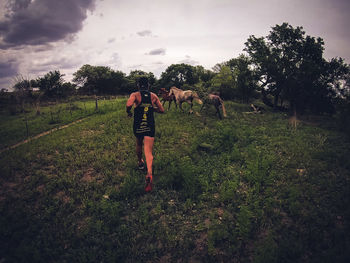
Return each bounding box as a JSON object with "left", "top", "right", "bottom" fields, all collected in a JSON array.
[{"left": 209, "top": 94, "right": 219, "bottom": 100}]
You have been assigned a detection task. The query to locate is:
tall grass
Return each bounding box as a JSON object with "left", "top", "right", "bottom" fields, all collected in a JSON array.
[{"left": 0, "top": 99, "right": 349, "bottom": 262}]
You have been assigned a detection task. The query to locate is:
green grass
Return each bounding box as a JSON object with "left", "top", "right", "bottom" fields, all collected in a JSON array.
[
  {"left": 0, "top": 99, "right": 349, "bottom": 262},
  {"left": 0, "top": 98, "right": 120, "bottom": 149}
]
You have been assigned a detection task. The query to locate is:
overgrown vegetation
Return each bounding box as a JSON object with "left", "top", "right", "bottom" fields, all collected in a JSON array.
[{"left": 1, "top": 98, "right": 349, "bottom": 262}]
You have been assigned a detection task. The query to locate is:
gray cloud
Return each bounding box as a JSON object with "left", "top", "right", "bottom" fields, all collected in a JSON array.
[
  {"left": 21, "top": 61, "right": 77, "bottom": 77},
  {"left": 108, "top": 37, "right": 116, "bottom": 43},
  {"left": 0, "top": 0, "right": 96, "bottom": 48},
  {"left": 179, "top": 55, "right": 199, "bottom": 65},
  {"left": 152, "top": 61, "right": 164, "bottom": 65},
  {"left": 145, "top": 48, "right": 166, "bottom": 56},
  {"left": 0, "top": 60, "right": 18, "bottom": 78},
  {"left": 107, "top": 52, "right": 121, "bottom": 68},
  {"left": 129, "top": 64, "right": 143, "bottom": 69},
  {"left": 4, "top": 0, "right": 32, "bottom": 16},
  {"left": 137, "top": 30, "right": 152, "bottom": 37},
  {"left": 35, "top": 57, "right": 82, "bottom": 71}
]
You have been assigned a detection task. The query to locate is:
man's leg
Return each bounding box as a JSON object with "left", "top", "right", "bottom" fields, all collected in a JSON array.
[
  {"left": 136, "top": 136, "right": 144, "bottom": 165},
  {"left": 144, "top": 136, "right": 154, "bottom": 176}
]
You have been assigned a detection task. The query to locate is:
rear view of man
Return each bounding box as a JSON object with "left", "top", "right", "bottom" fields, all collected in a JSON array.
[{"left": 126, "top": 76, "right": 164, "bottom": 192}]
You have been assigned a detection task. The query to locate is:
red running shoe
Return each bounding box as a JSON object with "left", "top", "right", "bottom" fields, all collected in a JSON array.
[{"left": 145, "top": 175, "right": 153, "bottom": 192}]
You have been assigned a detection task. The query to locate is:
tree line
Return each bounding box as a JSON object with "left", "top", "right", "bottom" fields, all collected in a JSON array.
[{"left": 6, "top": 22, "right": 350, "bottom": 118}]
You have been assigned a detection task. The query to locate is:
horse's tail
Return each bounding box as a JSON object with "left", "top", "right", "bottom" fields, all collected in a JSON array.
[
  {"left": 194, "top": 98, "right": 203, "bottom": 104},
  {"left": 192, "top": 92, "right": 203, "bottom": 104},
  {"left": 168, "top": 88, "right": 177, "bottom": 102},
  {"left": 219, "top": 98, "right": 227, "bottom": 117}
]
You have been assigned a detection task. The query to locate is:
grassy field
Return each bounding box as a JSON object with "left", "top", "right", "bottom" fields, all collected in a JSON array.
[
  {"left": 0, "top": 98, "right": 120, "bottom": 149},
  {"left": 0, "top": 98, "right": 349, "bottom": 262}
]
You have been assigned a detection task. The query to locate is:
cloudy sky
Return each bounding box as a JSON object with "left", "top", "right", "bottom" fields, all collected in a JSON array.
[{"left": 0, "top": 0, "right": 349, "bottom": 90}]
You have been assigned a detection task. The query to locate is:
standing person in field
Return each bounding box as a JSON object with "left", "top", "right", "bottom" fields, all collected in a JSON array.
[{"left": 126, "top": 76, "right": 165, "bottom": 192}]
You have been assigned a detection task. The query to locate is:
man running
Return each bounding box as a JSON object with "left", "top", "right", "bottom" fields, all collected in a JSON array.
[{"left": 126, "top": 76, "right": 165, "bottom": 192}]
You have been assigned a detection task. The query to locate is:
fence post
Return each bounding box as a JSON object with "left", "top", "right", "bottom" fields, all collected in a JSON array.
[
  {"left": 95, "top": 95, "right": 98, "bottom": 111},
  {"left": 24, "top": 112, "right": 29, "bottom": 138}
]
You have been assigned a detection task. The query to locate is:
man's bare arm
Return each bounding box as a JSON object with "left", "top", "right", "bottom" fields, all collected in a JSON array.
[
  {"left": 126, "top": 93, "right": 136, "bottom": 116},
  {"left": 153, "top": 95, "right": 165, "bottom": 113}
]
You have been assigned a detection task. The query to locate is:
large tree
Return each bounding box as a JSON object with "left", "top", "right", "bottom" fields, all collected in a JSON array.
[
  {"left": 11, "top": 75, "right": 33, "bottom": 113},
  {"left": 209, "top": 55, "right": 257, "bottom": 101},
  {"left": 245, "top": 22, "right": 349, "bottom": 115},
  {"left": 158, "top": 63, "right": 199, "bottom": 89},
  {"left": 226, "top": 54, "right": 258, "bottom": 103},
  {"left": 125, "top": 70, "right": 157, "bottom": 93},
  {"left": 37, "top": 70, "right": 71, "bottom": 98},
  {"left": 210, "top": 65, "right": 235, "bottom": 100},
  {"left": 73, "top": 65, "right": 126, "bottom": 95}
]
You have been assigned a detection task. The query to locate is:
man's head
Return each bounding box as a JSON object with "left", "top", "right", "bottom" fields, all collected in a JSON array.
[{"left": 138, "top": 76, "right": 149, "bottom": 90}]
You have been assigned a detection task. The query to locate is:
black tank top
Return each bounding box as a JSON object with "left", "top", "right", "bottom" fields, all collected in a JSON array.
[{"left": 133, "top": 90, "right": 155, "bottom": 135}]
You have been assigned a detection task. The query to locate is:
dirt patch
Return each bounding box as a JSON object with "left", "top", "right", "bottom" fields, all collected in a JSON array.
[
  {"left": 55, "top": 191, "right": 71, "bottom": 204},
  {"left": 158, "top": 253, "right": 172, "bottom": 263},
  {"left": 115, "top": 169, "right": 126, "bottom": 177},
  {"left": 217, "top": 208, "right": 224, "bottom": 217},
  {"left": 81, "top": 167, "right": 95, "bottom": 183},
  {"left": 191, "top": 232, "right": 208, "bottom": 260},
  {"left": 36, "top": 184, "right": 45, "bottom": 193},
  {"left": 279, "top": 210, "right": 293, "bottom": 226},
  {"left": 76, "top": 217, "right": 90, "bottom": 232}
]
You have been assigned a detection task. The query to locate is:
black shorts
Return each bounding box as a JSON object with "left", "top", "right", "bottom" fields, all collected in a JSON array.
[{"left": 133, "top": 127, "right": 155, "bottom": 138}]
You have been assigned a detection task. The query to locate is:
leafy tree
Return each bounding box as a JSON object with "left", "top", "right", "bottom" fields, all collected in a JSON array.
[
  {"left": 13, "top": 78, "right": 31, "bottom": 92},
  {"left": 125, "top": 70, "right": 157, "bottom": 93},
  {"left": 73, "top": 65, "right": 126, "bottom": 95},
  {"left": 61, "top": 82, "right": 76, "bottom": 97},
  {"left": 335, "top": 72, "right": 350, "bottom": 133},
  {"left": 245, "top": 22, "right": 349, "bottom": 115},
  {"left": 226, "top": 54, "right": 258, "bottom": 103},
  {"left": 192, "top": 65, "right": 214, "bottom": 83},
  {"left": 210, "top": 56, "right": 257, "bottom": 102},
  {"left": 210, "top": 65, "right": 235, "bottom": 100},
  {"left": 37, "top": 70, "right": 67, "bottom": 98},
  {"left": 110, "top": 70, "right": 127, "bottom": 94},
  {"left": 11, "top": 75, "right": 32, "bottom": 113},
  {"left": 186, "top": 66, "right": 215, "bottom": 97},
  {"left": 159, "top": 63, "right": 199, "bottom": 89},
  {"left": 212, "top": 63, "right": 225, "bottom": 73}
]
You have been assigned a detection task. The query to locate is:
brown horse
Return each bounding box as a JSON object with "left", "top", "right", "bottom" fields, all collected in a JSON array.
[
  {"left": 168, "top": 86, "right": 203, "bottom": 114},
  {"left": 158, "top": 88, "right": 175, "bottom": 110},
  {"left": 200, "top": 94, "right": 227, "bottom": 119}
]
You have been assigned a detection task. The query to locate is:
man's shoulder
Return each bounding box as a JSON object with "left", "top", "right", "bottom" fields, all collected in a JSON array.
[{"left": 130, "top": 91, "right": 141, "bottom": 97}]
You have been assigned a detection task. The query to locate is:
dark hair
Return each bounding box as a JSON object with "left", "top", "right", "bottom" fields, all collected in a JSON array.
[{"left": 138, "top": 76, "right": 149, "bottom": 90}]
